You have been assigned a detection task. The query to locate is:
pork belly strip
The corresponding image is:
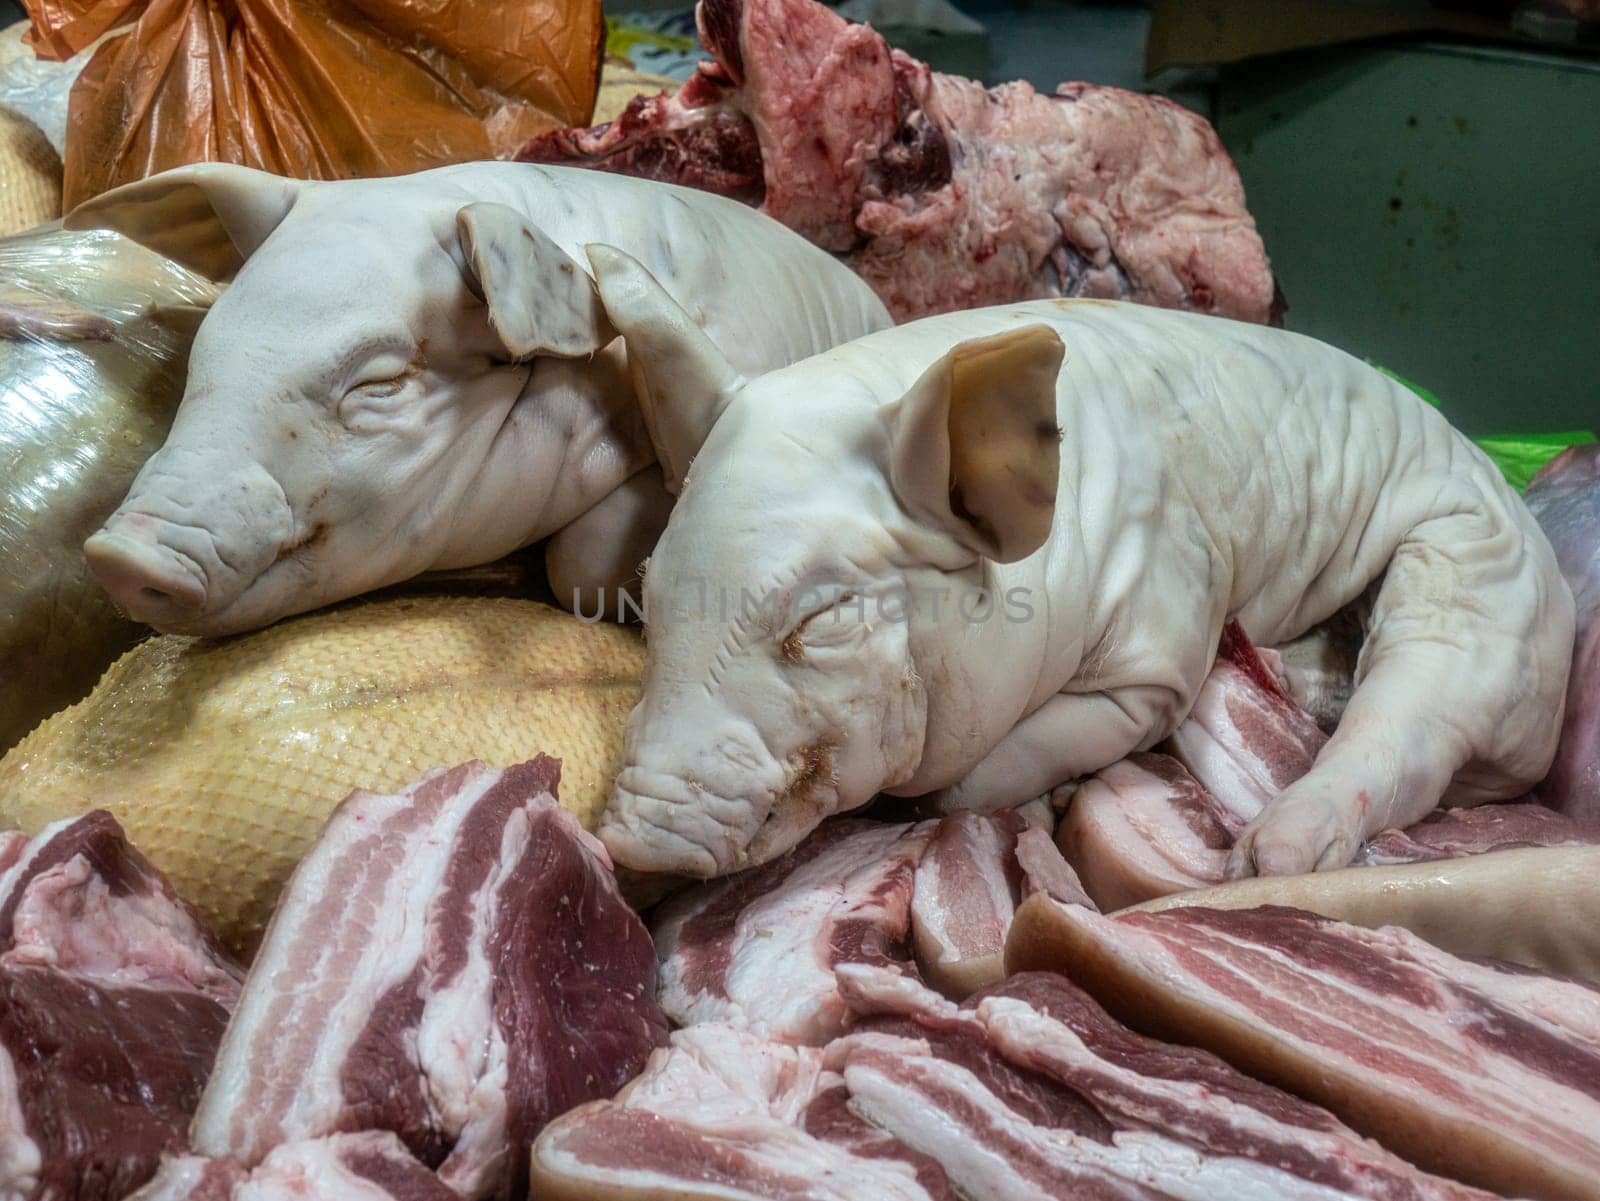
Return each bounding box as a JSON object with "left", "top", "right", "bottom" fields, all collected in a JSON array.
[
  {"left": 518, "top": 0, "right": 1276, "bottom": 324},
  {"left": 1008, "top": 896, "right": 1600, "bottom": 1201},
  {"left": 836, "top": 965, "right": 1492, "bottom": 1201},
  {"left": 190, "top": 758, "right": 667, "bottom": 1200},
  {"left": 531, "top": 1024, "right": 954, "bottom": 1200},
  {"left": 651, "top": 818, "right": 935, "bottom": 1044},
  {"left": 0, "top": 813, "right": 242, "bottom": 1201},
  {"left": 1355, "top": 803, "right": 1600, "bottom": 865},
  {"left": 910, "top": 810, "right": 1089, "bottom": 998},
  {"left": 130, "top": 1134, "right": 458, "bottom": 1201},
  {"left": 1122, "top": 845, "right": 1600, "bottom": 981}
]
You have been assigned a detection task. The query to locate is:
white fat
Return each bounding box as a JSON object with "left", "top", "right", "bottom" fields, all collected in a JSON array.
[
  {"left": 2, "top": 854, "right": 238, "bottom": 1004},
  {"left": 0, "top": 1043, "right": 41, "bottom": 1201},
  {"left": 431, "top": 808, "right": 536, "bottom": 1198}
]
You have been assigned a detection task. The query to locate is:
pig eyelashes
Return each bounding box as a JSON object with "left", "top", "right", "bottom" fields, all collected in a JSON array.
[{"left": 784, "top": 595, "right": 866, "bottom": 659}]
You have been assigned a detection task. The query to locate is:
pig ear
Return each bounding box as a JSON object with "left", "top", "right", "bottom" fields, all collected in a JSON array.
[
  {"left": 63, "top": 163, "right": 301, "bottom": 281},
  {"left": 881, "top": 324, "right": 1064, "bottom": 564},
  {"left": 585, "top": 243, "right": 744, "bottom": 495},
  {"left": 455, "top": 203, "right": 617, "bottom": 361}
]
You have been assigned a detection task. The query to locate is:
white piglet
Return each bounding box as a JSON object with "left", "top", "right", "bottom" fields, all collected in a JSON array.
[
  {"left": 66, "top": 163, "right": 889, "bottom": 635},
  {"left": 587, "top": 247, "right": 1574, "bottom": 880}
]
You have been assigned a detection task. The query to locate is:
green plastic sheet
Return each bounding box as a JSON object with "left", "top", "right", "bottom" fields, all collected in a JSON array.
[{"left": 1374, "top": 365, "right": 1596, "bottom": 492}]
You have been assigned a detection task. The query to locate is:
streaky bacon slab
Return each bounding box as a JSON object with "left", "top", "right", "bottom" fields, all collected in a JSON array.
[
  {"left": 531, "top": 1024, "right": 953, "bottom": 1200},
  {"left": 1007, "top": 896, "right": 1600, "bottom": 1201},
  {"left": 0, "top": 813, "right": 243, "bottom": 1201},
  {"left": 1355, "top": 802, "right": 1600, "bottom": 865},
  {"left": 651, "top": 818, "right": 936, "bottom": 1043},
  {"left": 911, "top": 810, "right": 1089, "bottom": 998},
  {"left": 190, "top": 758, "right": 666, "bottom": 1200}
]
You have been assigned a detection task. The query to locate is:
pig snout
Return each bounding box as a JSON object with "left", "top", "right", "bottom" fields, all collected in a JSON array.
[
  {"left": 85, "top": 461, "right": 296, "bottom": 635},
  {"left": 604, "top": 725, "right": 839, "bottom": 876}
]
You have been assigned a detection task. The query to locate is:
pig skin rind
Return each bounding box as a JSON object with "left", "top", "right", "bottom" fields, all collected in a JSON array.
[{"left": 606, "top": 298, "right": 1573, "bottom": 879}]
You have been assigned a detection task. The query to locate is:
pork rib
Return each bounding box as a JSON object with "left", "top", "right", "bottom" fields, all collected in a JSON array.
[
  {"left": 190, "top": 758, "right": 667, "bottom": 1200},
  {"left": 0, "top": 813, "right": 242, "bottom": 1201},
  {"left": 1007, "top": 896, "right": 1600, "bottom": 1201},
  {"left": 519, "top": 0, "right": 1276, "bottom": 324}
]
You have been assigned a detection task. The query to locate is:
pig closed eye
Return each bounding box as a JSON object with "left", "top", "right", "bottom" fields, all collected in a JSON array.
[{"left": 784, "top": 597, "right": 867, "bottom": 660}]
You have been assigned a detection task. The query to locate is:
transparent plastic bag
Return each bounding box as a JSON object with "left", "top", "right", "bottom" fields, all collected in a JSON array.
[{"left": 0, "top": 226, "right": 220, "bottom": 748}]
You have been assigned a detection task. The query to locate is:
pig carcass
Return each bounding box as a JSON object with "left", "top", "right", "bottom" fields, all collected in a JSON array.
[
  {"left": 520, "top": 0, "right": 1278, "bottom": 325},
  {"left": 62, "top": 161, "right": 890, "bottom": 636},
  {"left": 1525, "top": 444, "right": 1600, "bottom": 822},
  {"left": 584, "top": 248, "right": 1572, "bottom": 880}
]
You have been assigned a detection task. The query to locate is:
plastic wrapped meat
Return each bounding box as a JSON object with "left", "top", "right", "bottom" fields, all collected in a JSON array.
[{"left": 0, "top": 226, "right": 218, "bottom": 750}]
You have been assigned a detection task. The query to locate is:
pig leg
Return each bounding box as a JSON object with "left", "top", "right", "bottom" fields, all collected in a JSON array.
[
  {"left": 930, "top": 683, "right": 1184, "bottom": 814},
  {"left": 1228, "top": 506, "right": 1573, "bottom": 877},
  {"left": 545, "top": 467, "right": 673, "bottom": 620}
]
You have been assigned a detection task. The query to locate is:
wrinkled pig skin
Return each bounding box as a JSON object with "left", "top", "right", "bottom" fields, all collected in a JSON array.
[
  {"left": 587, "top": 251, "right": 1571, "bottom": 882},
  {"left": 63, "top": 161, "right": 889, "bottom": 636},
  {"left": 1525, "top": 444, "right": 1600, "bottom": 822}
]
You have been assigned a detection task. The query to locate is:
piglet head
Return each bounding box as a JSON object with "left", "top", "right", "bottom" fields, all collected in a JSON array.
[
  {"left": 69, "top": 164, "right": 615, "bottom": 635},
  {"left": 586, "top": 246, "right": 1062, "bottom": 876}
]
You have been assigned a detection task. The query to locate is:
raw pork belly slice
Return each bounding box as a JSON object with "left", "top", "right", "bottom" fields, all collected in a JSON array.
[
  {"left": 1354, "top": 802, "right": 1600, "bottom": 865},
  {"left": 531, "top": 1024, "right": 955, "bottom": 1201},
  {"left": 0, "top": 812, "right": 243, "bottom": 1201},
  {"left": 519, "top": 0, "right": 1276, "bottom": 323},
  {"left": 835, "top": 965, "right": 1492, "bottom": 1201},
  {"left": 1167, "top": 622, "right": 1328, "bottom": 818},
  {"left": 1059, "top": 752, "right": 1243, "bottom": 910},
  {"left": 1526, "top": 445, "right": 1600, "bottom": 822},
  {"left": 910, "top": 810, "right": 1089, "bottom": 997},
  {"left": 191, "top": 758, "right": 667, "bottom": 1200},
  {"left": 131, "top": 1134, "right": 457, "bottom": 1201},
  {"left": 652, "top": 819, "right": 935, "bottom": 1043},
  {"left": 1008, "top": 897, "right": 1600, "bottom": 1201}
]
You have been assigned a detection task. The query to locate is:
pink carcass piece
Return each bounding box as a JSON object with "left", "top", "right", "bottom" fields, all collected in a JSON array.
[
  {"left": 519, "top": 0, "right": 1278, "bottom": 323},
  {"left": 1009, "top": 897, "right": 1600, "bottom": 1201},
  {"left": 184, "top": 757, "right": 667, "bottom": 1201},
  {"left": 532, "top": 963, "right": 1496, "bottom": 1201},
  {"left": 0, "top": 813, "right": 243, "bottom": 1201}
]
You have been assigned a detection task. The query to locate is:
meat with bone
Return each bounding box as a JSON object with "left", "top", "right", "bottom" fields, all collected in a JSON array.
[
  {"left": 128, "top": 1134, "right": 458, "bottom": 1201},
  {"left": 1525, "top": 445, "right": 1600, "bottom": 823},
  {"left": 519, "top": 0, "right": 1276, "bottom": 323},
  {"left": 651, "top": 819, "right": 936, "bottom": 1043},
  {"left": 0, "top": 812, "right": 243, "bottom": 1201},
  {"left": 910, "top": 810, "right": 1090, "bottom": 997},
  {"left": 190, "top": 758, "right": 666, "bottom": 1200},
  {"left": 531, "top": 1023, "right": 955, "bottom": 1201},
  {"left": 1008, "top": 897, "right": 1600, "bottom": 1200}
]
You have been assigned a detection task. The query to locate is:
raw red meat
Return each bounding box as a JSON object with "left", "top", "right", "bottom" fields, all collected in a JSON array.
[
  {"left": 519, "top": 0, "right": 1277, "bottom": 324},
  {"left": 1354, "top": 803, "right": 1600, "bottom": 865},
  {"left": 1008, "top": 897, "right": 1600, "bottom": 1200},
  {"left": 189, "top": 758, "right": 666, "bottom": 1200},
  {"left": 0, "top": 813, "right": 242, "bottom": 1201}
]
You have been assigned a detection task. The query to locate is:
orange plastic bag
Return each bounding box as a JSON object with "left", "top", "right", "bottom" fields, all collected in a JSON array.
[{"left": 22, "top": 0, "right": 603, "bottom": 209}]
